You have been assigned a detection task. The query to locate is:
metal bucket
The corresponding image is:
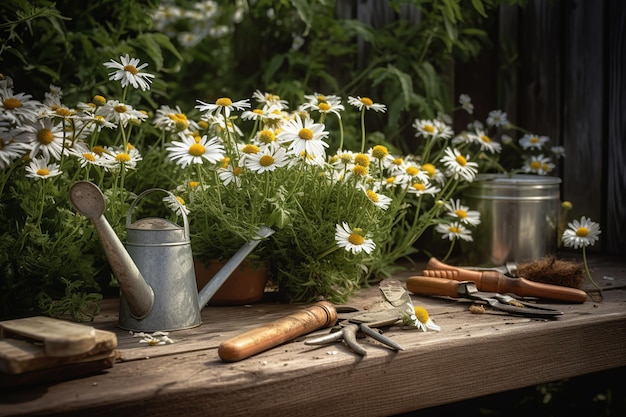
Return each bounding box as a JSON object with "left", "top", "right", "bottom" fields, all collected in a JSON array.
[{"left": 461, "top": 174, "right": 561, "bottom": 266}]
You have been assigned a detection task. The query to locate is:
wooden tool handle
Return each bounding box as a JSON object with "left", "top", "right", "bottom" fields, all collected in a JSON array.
[
  {"left": 423, "top": 265, "right": 588, "bottom": 303},
  {"left": 218, "top": 301, "right": 338, "bottom": 362},
  {"left": 406, "top": 276, "right": 462, "bottom": 298}
]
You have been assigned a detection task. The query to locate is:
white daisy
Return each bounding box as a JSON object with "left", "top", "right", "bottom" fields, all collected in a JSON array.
[
  {"left": 195, "top": 97, "right": 250, "bottom": 118},
  {"left": 0, "top": 128, "right": 28, "bottom": 169},
  {"left": 162, "top": 194, "right": 190, "bottom": 217},
  {"left": 519, "top": 134, "right": 549, "bottom": 150},
  {"left": 103, "top": 54, "right": 155, "bottom": 91},
  {"left": 244, "top": 143, "right": 288, "bottom": 173},
  {"left": 335, "top": 222, "right": 376, "bottom": 254},
  {"left": 435, "top": 221, "right": 473, "bottom": 242},
  {"left": 252, "top": 90, "right": 289, "bottom": 110},
  {"left": 486, "top": 109, "right": 508, "bottom": 127},
  {"left": 218, "top": 164, "right": 243, "bottom": 187},
  {"left": 440, "top": 147, "right": 479, "bottom": 182},
  {"left": 403, "top": 305, "right": 441, "bottom": 332},
  {"left": 153, "top": 105, "right": 195, "bottom": 133},
  {"left": 406, "top": 180, "right": 441, "bottom": 197},
  {"left": 300, "top": 93, "right": 345, "bottom": 118},
  {"left": 96, "top": 100, "right": 148, "bottom": 128},
  {"left": 444, "top": 199, "right": 481, "bottom": 226},
  {"left": 0, "top": 85, "right": 41, "bottom": 124},
  {"left": 25, "top": 155, "right": 62, "bottom": 180},
  {"left": 101, "top": 147, "right": 142, "bottom": 171},
  {"left": 277, "top": 115, "right": 329, "bottom": 157},
  {"left": 361, "top": 186, "right": 393, "bottom": 210},
  {"left": 473, "top": 129, "right": 502, "bottom": 154},
  {"left": 562, "top": 216, "right": 601, "bottom": 249},
  {"left": 166, "top": 133, "right": 225, "bottom": 168},
  {"left": 347, "top": 96, "right": 386, "bottom": 112},
  {"left": 69, "top": 143, "right": 107, "bottom": 168},
  {"left": 459, "top": 94, "right": 474, "bottom": 114},
  {"left": 521, "top": 154, "right": 554, "bottom": 175},
  {"left": 21, "top": 118, "right": 66, "bottom": 161}
]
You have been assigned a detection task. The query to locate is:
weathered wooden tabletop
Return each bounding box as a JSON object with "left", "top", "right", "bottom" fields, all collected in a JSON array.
[{"left": 1, "top": 256, "right": 625, "bottom": 417}]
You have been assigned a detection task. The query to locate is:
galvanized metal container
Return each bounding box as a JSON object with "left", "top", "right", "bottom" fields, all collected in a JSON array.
[{"left": 461, "top": 174, "right": 562, "bottom": 266}]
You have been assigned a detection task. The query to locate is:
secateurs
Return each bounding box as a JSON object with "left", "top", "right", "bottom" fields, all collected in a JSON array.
[
  {"left": 304, "top": 307, "right": 405, "bottom": 356},
  {"left": 406, "top": 276, "right": 563, "bottom": 319}
]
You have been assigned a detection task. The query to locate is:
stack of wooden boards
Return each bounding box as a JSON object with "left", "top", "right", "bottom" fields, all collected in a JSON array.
[{"left": 0, "top": 316, "right": 118, "bottom": 388}]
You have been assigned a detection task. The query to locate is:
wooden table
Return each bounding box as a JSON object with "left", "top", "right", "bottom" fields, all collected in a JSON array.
[{"left": 1, "top": 256, "right": 625, "bottom": 417}]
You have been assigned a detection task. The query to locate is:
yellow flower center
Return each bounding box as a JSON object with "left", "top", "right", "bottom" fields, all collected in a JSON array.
[
  {"left": 422, "top": 163, "right": 436, "bottom": 177},
  {"left": 393, "top": 157, "right": 403, "bottom": 166},
  {"left": 93, "top": 95, "right": 106, "bottom": 105},
  {"left": 198, "top": 120, "right": 209, "bottom": 130},
  {"left": 114, "top": 104, "right": 127, "bottom": 113},
  {"left": 385, "top": 176, "right": 395, "bottom": 185},
  {"left": 233, "top": 166, "right": 243, "bottom": 176},
  {"left": 529, "top": 136, "right": 539, "bottom": 143},
  {"left": 82, "top": 153, "right": 96, "bottom": 162},
  {"left": 189, "top": 181, "right": 200, "bottom": 188},
  {"left": 366, "top": 190, "right": 379, "bottom": 202},
  {"left": 3, "top": 97, "right": 22, "bottom": 109},
  {"left": 116, "top": 153, "right": 131, "bottom": 163},
  {"left": 93, "top": 145, "right": 105, "bottom": 155},
  {"left": 412, "top": 183, "right": 425, "bottom": 191},
  {"left": 36, "top": 168, "right": 50, "bottom": 176},
  {"left": 480, "top": 134, "right": 491, "bottom": 143},
  {"left": 354, "top": 153, "right": 370, "bottom": 167},
  {"left": 55, "top": 108, "right": 73, "bottom": 117},
  {"left": 37, "top": 128, "right": 54, "bottom": 144},
  {"left": 360, "top": 97, "right": 373, "bottom": 106},
  {"left": 176, "top": 196, "right": 186, "bottom": 206},
  {"left": 318, "top": 102, "right": 330, "bottom": 111},
  {"left": 530, "top": 161, "right": 541, "bottom": 170},
  {"left": 449, "top": 226, "right": 461, "bottom": 233},
  {"left": 455, "top": 155, "right": 467, "bottom": 166},
  {"left": 406, "top": 166, "right": 419, "bottom": 176},
  {"left": 352, "top": 165, "right": 368, "bottom": 177},
  {"left": 253, "top": 109, "right": 263, "bottom": 115},
  {"left": 339, "top": 153, "right": 353, "bottom": 164},
  {"left": 316, "top": 95, "right": 326, "bottom": 101},
  {"left": 94, "top": 115, "right": 106, "bottom": 125},
  {"left": 298, "top": 128, "right": 313, "bottom": 140},
  {"left": 216, "top": 97, "right": 232, "bottom": 107},
  {"left": 348, "top": 233, "right": 365, "bottom": 246},
  {"left": 423, "top": 124, "right": 435, "bottom": 133},
  {"left": 258, "top": 129, "right": 276, "bottom": 144},
  {"left": 189, "top": 143, "right": 205, "bottom": 157},
  {"left": 371, "top": 145, "right": 388, "bottom": 159},
  {"left": 576, "top": 227, "right": 589, "bottom": 237},
  {"left": 413, "top": 306, "right": 430, "bottom": 324},
  {"left": 242, "top": 144, "right": 260, "bottom": 154},
  {"left": 455, "top": 209, "right": 467, "bottom": 218},
  {"left": 123, "top": 64, "right": 138, "bottom": 75},
  {"left": 259, "top": 155, "right": 274, "bottom": 167}
]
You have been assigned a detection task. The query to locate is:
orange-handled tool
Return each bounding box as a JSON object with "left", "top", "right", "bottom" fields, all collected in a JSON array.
[
  {"left": 406, "top": 276, "right": 563, "bottom": 318},
  {"left": 424, "top": 258, "right": 588, "bottom": 303}
]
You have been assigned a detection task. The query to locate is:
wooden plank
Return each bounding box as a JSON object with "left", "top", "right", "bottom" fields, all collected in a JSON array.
[{"left": 0, "top": 256, "right": 624, "bottom": 417}]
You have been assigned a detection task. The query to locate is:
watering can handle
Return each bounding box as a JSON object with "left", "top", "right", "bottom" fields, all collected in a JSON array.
[{"left": 126, "top": 188, "right": 190, "bottom": 240}]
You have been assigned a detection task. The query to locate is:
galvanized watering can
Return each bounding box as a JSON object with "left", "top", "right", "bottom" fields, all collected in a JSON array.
[{"left": 69, "top": 181, "right": 274, "bottom": 332}]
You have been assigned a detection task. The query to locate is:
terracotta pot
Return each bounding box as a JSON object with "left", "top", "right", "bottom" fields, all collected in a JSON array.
[{"left": 194, "top": 259, "right": 269, "bottom": 306}]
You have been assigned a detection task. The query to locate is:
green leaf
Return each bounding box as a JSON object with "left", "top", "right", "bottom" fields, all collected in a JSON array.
[
  {"left": 290, "top": 0, "right": 313, "bottom": 36},
  {"left": 471, "top": 0, "right": 488, "bottom": 18}
]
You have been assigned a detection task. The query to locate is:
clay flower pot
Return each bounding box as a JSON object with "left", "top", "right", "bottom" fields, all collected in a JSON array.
[{"left": 194, "top": 259, "right": 269, "bottom": 306}]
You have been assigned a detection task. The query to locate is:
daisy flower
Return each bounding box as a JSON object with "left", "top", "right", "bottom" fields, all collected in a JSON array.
[
  {"left": 252, "top": 90, "right": 289, "bottom": 110},
  {"left": 435, "top": 221, "right": 473, "bottom": 242},
  {"left": 347, "top": 96, "right": 386, "bottom": 113},
  {"left": 101, "top": 147, "right": 142, "bottom": 171},
  {"left": 218, "top": 164, "right": 243, "bottom": 187},
  {"left": 0, "top": 84, "right": 41, "bottom": 124},
  {"left": 195, "top": 97, "right": 251, "bottom": 118},
  {"left": 486, "top": 109, "right": 508, "bottom": 127},
  {"left": 244, "top": 143, "right": 288, "bottom": 173},
  {"left": 103, "top": 54, "right": 155, "bottom": 91},
  {"left": 440, "top": 147, "right": 479, "bottom": 182},
  {"left": 472, "top": 129, "right": 502, "bottom": 154},
  {"left": 21, "top": 118, "right": 66, "bottom": 161},
  {"left": 402, "top": 304, "right": 441, "bottom": 332},
  {"left": 163, "top": 194, "right": 190, "bottom": 217},
  {"left": 413, "top": 119, "right": 454, "bottom": 140},
  {"left": 166, "top": 133, "right": 225, "bottom": 168},
  {"left": 519, "top": 133, "right": 550, "bottom": 150},
  {"left": 562, "top": 216, "right": 601, "bottom": 250},
  {"left": 0, "top": 128, "right": 28, "bottom": 169},
  {"left": 459, "top": 94, "right": 474, "bottom": 114},
  {"left": 406, "top": 180, "right": 441, "bottom": 197},
  {"left": 335, "top": 222, "right": 376, "bottom": 254},
  {"left": 69, "top": 143, "right": 107, "bottom": 168},
  {"left": 444, "top": 199, "right": 481, "bottom": 226},
  {"left": 300, "top": 93, "right": 345, "bottom": 118},
  {"left": 277, "top": 115, "right": 329, "bottom": 157},
  {"left": 96, "top": 100, "right": 148, "bottom": 128},
  {"left": 153, "top": 105, "right": 195, "bottom": 133},
  {"left": 522, "top": 154, "right": 554, "bottom": 175},
  {"left": 25, "top": 155, "right": 62, "bottom": 180},
  {"left": 361, "top": 186, "right": 393, "bottom": 210}
]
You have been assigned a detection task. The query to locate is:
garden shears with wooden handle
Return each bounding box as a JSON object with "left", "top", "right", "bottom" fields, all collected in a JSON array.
[{"left": 406, "top": 276, "right": 563, "bottom": 319}]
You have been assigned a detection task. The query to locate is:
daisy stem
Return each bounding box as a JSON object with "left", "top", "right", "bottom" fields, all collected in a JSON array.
[
  {"left": 316, "top": 244, "right": 340, "bottom": 260},
  {"left": 441, "top": 238, "right": 456, "bottom": 263},
  {"left": 582, "top": 245, "right": 603, "bottom": 298},
  {"left": 360, "top": 109, "right": 366, "bottom": 153},
  {"left": 337, "top": 114, "right": 344, "bottom": 151}
]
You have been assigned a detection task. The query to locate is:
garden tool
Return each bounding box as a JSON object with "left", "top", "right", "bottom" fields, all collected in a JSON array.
[
  {"left": 304, "top": 306, "right": 405, "bottom": 356},
  {"left": 69, "top": 181, "right": 274, "bottom": 332},
  {"left": 423, "top": 257, "right": 588, "bottom": 303},
  {"left": 407, "top": 276, "right": 563, "bottom": 318}
]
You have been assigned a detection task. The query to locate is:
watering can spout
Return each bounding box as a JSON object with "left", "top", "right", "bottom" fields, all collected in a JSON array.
[
  {"left": 197, "top": 226, "right": 275, "bottom": 310},
  {"left": 69, "top": 181, "right": 154, "bottom": 319}
]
